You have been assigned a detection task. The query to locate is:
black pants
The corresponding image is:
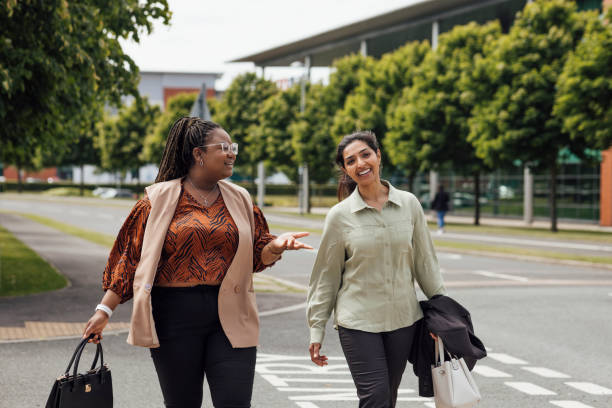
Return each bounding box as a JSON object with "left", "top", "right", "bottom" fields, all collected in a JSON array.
[
  {"left": 338, "top": 323, "right": 417, "bottom": 408},
  {"left": 150, "top": 285, "right": 256, "bottom": 408}
]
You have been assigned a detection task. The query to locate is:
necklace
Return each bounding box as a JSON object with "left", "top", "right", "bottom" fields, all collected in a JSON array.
[{"left": 187, "top": 178, "right": 218, "bottom": 206}]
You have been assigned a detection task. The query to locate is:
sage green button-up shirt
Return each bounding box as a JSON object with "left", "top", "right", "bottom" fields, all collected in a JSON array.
[{"left": 307, "top": 181, "right": 446, "bottom": 345}]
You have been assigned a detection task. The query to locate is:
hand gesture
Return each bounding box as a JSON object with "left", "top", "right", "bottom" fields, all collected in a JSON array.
[{"left": 269, "top": 232, "right": 314, "bottom": 254}]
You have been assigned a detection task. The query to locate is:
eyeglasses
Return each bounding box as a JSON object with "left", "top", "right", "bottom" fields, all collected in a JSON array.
[{"left": 200, "top": 142, "right": 239, "bottom": 155}]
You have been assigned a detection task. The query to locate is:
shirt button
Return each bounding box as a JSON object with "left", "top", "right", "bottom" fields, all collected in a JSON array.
[{"left": 234, "top": 285, "right": 241, "bottom": 294}]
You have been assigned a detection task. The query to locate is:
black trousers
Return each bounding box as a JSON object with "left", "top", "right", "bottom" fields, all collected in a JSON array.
[
  {"left": 150, "top": 285, "right": 256, "bottom": 408},
  {"left": 338, "top": 323, "right": 417, "bottom": 408}
]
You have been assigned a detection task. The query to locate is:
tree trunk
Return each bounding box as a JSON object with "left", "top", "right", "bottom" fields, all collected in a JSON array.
[
  {"left": 473, "top": 172, "right": 480, "bottom": 226},
  {"left": 550, "top": 163, "right": 558, "bottom": 232},
  {"left": 307, "top": 181, "right": 312, "bottom": 214},
  {"left": 80, "top": 162, "right": 85, "bottom": 197}
]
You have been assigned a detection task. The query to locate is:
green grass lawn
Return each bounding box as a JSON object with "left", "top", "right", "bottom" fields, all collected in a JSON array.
[{"left": 0, "top": 225, "right": 68, "bottom": 296}]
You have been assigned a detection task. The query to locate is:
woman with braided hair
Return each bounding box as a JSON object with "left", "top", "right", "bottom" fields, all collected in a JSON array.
[{"left": 82, "top": 117, "right": 312, "bottom": 407}]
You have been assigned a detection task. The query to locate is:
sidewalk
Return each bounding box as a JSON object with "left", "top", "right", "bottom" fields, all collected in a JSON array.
[
  {"left": 0, "top": 213, "right": 304, "bottom": 342},
  {"left": 271, "top": 206, "right": 612, "bottom": 233}
]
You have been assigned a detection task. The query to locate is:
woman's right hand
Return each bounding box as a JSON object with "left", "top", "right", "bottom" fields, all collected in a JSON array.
[
  {"left": 309, "top": 343, "right": 328, "bottom": 366},
  {"left": 82, "top": 310, "right": 109, "bottom": 344}
]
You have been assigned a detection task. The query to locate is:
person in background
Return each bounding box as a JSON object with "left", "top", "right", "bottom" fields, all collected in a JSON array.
[
  {"left": 82, "top": 117, "right": 312, "bottom": 408},
  {"left": 431, "top": 185, "right": 450, "bottom": 235},
  {"left": 306, "top": 130, "right": 446, "bottom": 408}
]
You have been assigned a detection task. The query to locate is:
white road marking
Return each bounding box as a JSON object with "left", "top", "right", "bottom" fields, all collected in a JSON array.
[
  {"left": 257, "top": 354, "right": 432, "bottom": 405},
  {"left": 565, "top": 382, "right": 612, "bottom": 395},
  {"left": 261, "top": 375, "right": 354, "bottom": 386},
  {"left": 424, "top": 403, "right": 436, "bottom": 408},
  {"left": 608, "top": 292, "right": 612, "bottom": 297},
  {"left": 522, "top": 366, "right": 570, "bottom": 378},
  {"left": 487, "top": 353, "right": 529, "bottom": 365},
  {"left": 550, "top": 401, "right": 596, "bottom": 408},
  {"left": 442, "top": 232, "right": 612, "bottom": 252},
  {"left": 256, "top": 362, "right": 350, "bottom": 375},
  {"left": 505, "top": 382, "right": 556, "bottom": 395},
  {"left": 438, "top": 253, "right": 462, "bottom": 260},
  {"left": 472, "top": 365, "right": 512, "bottom": 378},
  {"left": 473, "top": 270, "right": 529, "bottom": 282},
  {"left": 295, "top": 403, "right": 320, "bottom": 408},
  {"left": 259, "top": 302, "right": 307, "bottom": 317},
  {"left": 290, "top": 393, "right": 429, "bottom": 402},
  {"left": 280, "top": 387, "right": 362, "bottom": 392}
]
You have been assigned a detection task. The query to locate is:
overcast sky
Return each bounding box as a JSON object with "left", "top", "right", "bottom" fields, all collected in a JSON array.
[{"left": 120, "top": 0, "right": 422, "bottom": 89}]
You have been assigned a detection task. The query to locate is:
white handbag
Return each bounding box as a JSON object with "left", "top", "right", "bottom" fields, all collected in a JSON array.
[{"left": 431, "top": 337, "right": 481, "bottom": 408}]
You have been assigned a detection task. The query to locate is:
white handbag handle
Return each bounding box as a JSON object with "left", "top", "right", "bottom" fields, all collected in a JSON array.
[{"left": 435, "top": 337, "right": 445, "bottom": 366}]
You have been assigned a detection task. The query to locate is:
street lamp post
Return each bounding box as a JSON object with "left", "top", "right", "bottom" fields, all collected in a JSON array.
[{"left": 292, "top": 57, "right": 311, "bottom": 214}]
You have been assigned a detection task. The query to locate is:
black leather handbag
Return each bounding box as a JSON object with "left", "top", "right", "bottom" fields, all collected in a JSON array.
[{"left": 45, "top": 334, "right": 113, "bottom": 408}]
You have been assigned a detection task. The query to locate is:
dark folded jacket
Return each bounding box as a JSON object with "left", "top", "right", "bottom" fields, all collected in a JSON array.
[{"left": 408, "top": 295, "right": 487, "bottom": 397}]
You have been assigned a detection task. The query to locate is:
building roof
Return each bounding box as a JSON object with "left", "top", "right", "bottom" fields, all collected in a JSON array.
[
  {"left": 230, "top": 0, "right": 525, "bottom": 67},
  {"left": 140, "top": 70, "right": 223, "bottom": 78}
]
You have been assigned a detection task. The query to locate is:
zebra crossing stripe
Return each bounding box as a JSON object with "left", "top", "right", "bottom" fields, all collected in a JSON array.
[
  {"left": 487, "top": 353, "right": 528, "bottom": 365},
  {"left": 294, "top": 403, "right": 320, "bottom": 408},
  {"left": 505, "top": 382, "right": 556, "bottom": 395},
  {"left": 472, "top": 365, "right": 512, "bottom": 378},
  {"left": 522, "top": 366, "right": 570, "bottom": 378},
  {"left": 564, "top": 382, "right": 612, "bottom": 395},
  {"left": 550, "top": 401, "right": 596, "bottom": 408}
]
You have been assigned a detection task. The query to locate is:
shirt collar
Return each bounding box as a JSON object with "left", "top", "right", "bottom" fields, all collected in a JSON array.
[{"left": 349, "top": 180, "right": 403, "bottom": 213}]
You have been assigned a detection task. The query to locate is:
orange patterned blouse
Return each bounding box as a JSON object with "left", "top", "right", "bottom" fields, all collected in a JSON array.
[{"left": 103, "top": 187, "right": 276, "bottom": 303}]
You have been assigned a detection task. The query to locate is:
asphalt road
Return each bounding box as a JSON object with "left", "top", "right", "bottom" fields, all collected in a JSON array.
[
  {"left": 1, "top": 195, "right": 611, "bottom": 407},
  {"left": 2, "top": 195, "right": 611, "bottom": 258}
]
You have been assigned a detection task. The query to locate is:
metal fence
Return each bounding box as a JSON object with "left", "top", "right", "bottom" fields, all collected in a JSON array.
[{"left": 405, "top": 163, "right": 600, "bottom": 222}]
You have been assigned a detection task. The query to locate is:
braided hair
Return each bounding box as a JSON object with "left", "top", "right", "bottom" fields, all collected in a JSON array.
[
  {"left": 335, "top": 130, "right": 381, "bottom": 201},
  {"left": 155, "top": 117, "right": 221, "bottom": 183}
]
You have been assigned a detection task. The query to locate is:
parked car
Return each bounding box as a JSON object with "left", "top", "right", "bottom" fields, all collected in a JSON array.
[{"left": 93, "top": 187, "right": 134, "bottom": 199}]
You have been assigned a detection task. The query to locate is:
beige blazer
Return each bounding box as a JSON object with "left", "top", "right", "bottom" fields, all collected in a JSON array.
[{"left": 126, "top": 178, "right": 259, "bottom": 348}]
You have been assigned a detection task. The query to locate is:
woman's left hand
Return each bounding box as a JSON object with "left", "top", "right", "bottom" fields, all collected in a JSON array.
[{"left": 269, "top": 232, "right": 314, "bottom": 254}]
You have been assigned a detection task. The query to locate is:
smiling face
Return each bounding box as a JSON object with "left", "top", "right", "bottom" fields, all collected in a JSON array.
[
  {"left": 192, "top": 127, "right": 236, "bottom": 182},
  {"left": 341, "top": 140, "right": 381, "bottom": 188}
]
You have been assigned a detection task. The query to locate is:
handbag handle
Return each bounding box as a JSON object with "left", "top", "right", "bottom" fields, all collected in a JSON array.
[
  {"left": 62, "top": 334, "right": 104, "bottom": 378},
  {"left": 72, "top": 339, "right": 104, "bottom": 381},
  {"left": 435, "top": 337, "right": 461, "bottom": 370},
  {"left": 435, "top": 337, "right": 445, "bottom": 366}
]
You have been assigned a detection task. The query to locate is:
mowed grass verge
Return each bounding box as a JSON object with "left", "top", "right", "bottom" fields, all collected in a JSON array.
[{"left": 0, "top": 225, "right": 68, "bottom": 296}]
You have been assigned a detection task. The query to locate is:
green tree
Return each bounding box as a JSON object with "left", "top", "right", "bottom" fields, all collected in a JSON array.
[
  {"left": 254, "top": 84, "right": 301, "bottom": 182},
  {"left": 467, "top": 0, "right": 594, "bottom": 231},
  {"left": 291, "top": 54, "right": 369, "bottom": 210},
  {"left": 554, "top": 8, "right": 612, "bottom": 152},
  {"left": 333, "top": 41, "right": 429, "bottom": 173},
  {"left": 97, "top": 98, "right": 160, "bottom": 184},
  {"left": 387, "top": 22, "right": 501, "bottom": 224},
  {"left": 213, "top": 72, "right": 277, "bottom": 178},
  {"left": 58, "top": 117, "right": 102, "bottom": 196},
  {"left": 0, "top": 0, "right": 170, "bottom": 185},
  {"left": 141, "top": 92, "right": 198, "bottom": 165}
]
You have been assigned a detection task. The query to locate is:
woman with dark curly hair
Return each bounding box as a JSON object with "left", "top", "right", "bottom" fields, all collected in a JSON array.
[{"left": 83, "top": 117, "right": 312, "bottom": 408}]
